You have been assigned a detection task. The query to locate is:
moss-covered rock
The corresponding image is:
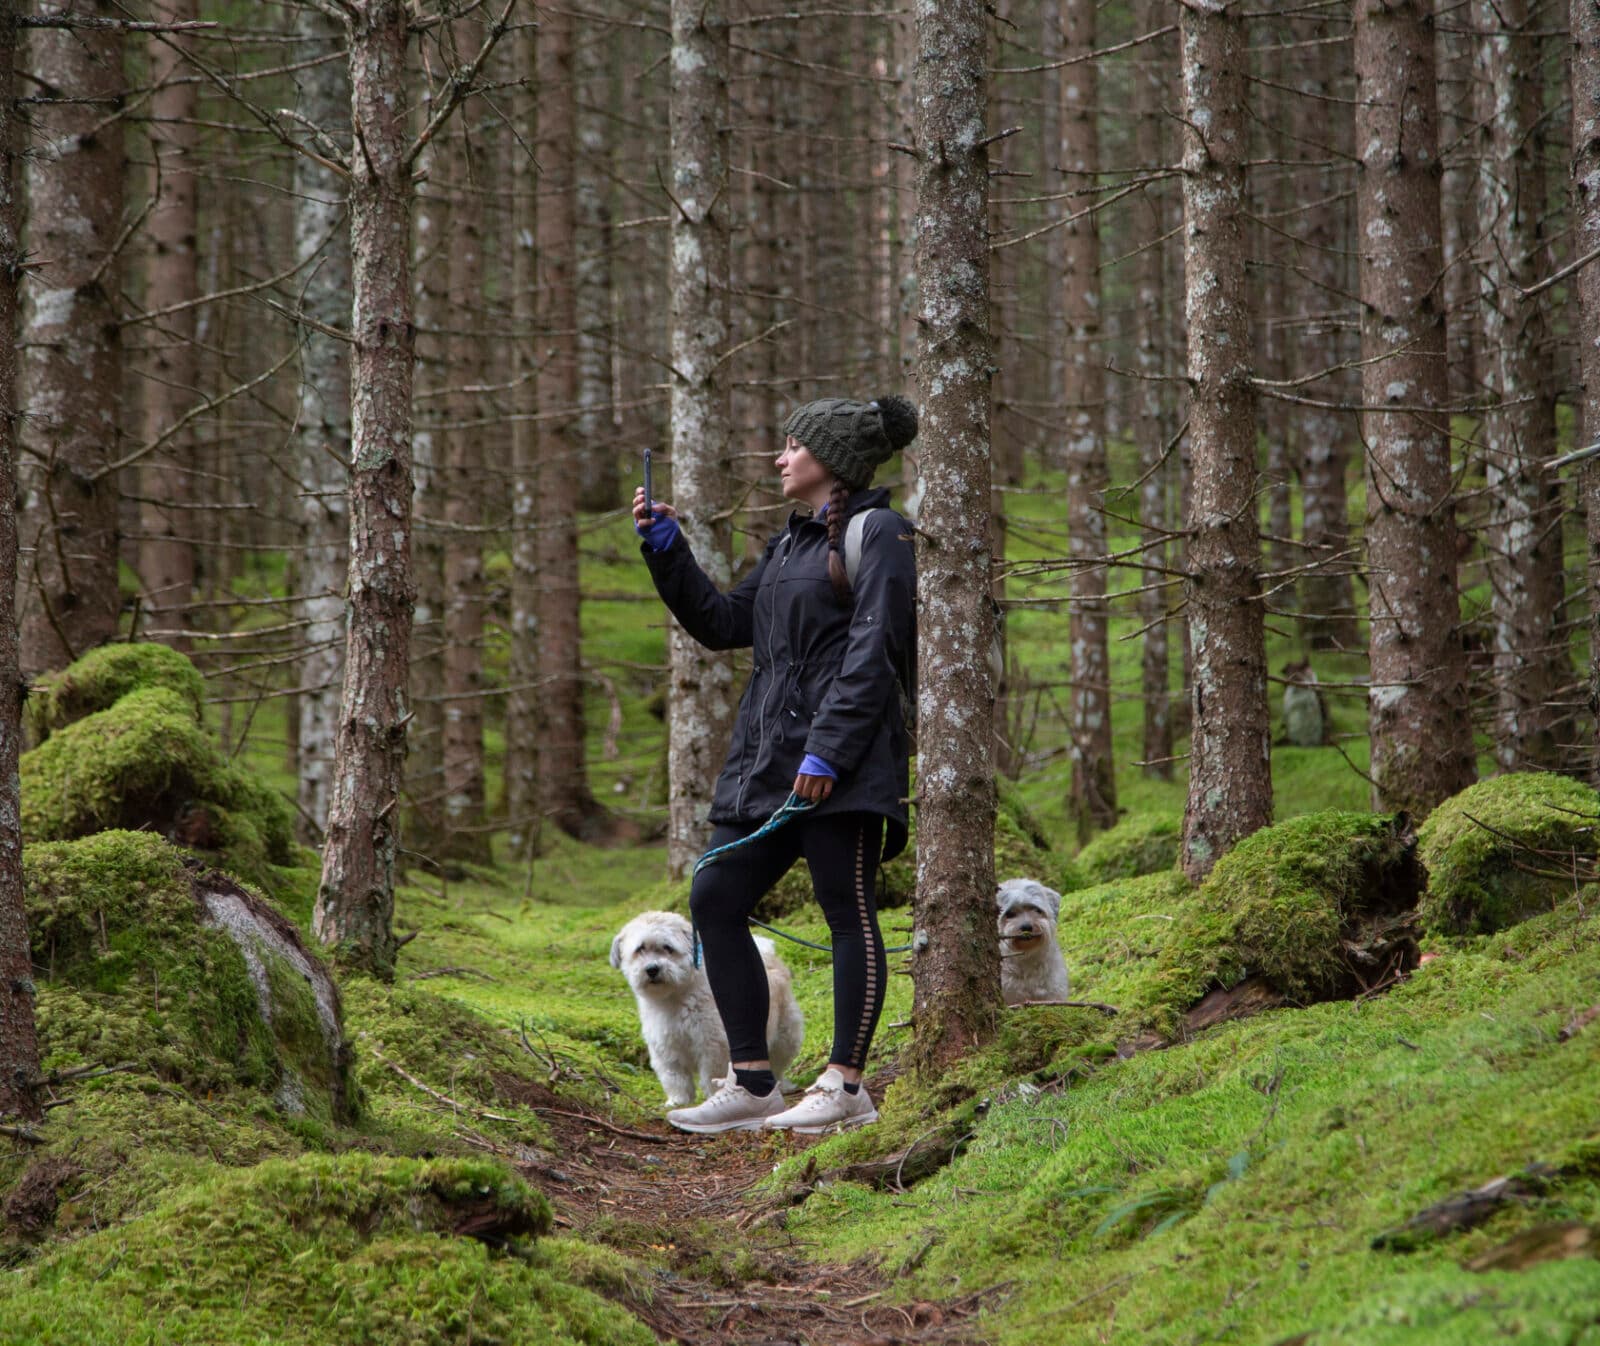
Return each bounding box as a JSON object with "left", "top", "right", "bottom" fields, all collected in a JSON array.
[
  {"left": 0, "top": 1154, "right": 654, "bottom": 1346},
  {"left": 1417, "top": 772, "right": 1600, "bottom": 936},
  {"left": 1138, "top": 810, "right": 1421, "bottom": 1031},
  {"left": 26, "top": 832, "right": 355, "bottom": 1122},
  {"left": 26, "top": 641, "right": 206, "bottom": 742},
  {"left": 1076, "top": 811, "right": 1182, "bottom": 885},
  {"left": 20, "top": 649, "right": 297, "bottom": 887}
]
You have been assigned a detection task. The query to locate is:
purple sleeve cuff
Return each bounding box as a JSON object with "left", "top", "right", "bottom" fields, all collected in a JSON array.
[
  {"left": 798, "top": 753, "right": 836, "bottom": 780},
  {"left": 636, "top": 512, "right": 680, "bottom": 552}
]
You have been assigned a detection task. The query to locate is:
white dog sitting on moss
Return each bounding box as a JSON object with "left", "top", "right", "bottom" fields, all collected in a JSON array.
[
  {"left": 610, "top": 910, "right": 804, "bottom": 1108},
  {"left": 996, "top": 878, "right": 1070, "bottom": 1005}
]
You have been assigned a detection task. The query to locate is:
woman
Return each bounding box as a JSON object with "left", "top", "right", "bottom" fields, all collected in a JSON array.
[{"left": 632, "top": 394, "right": 918, "bottom": 1135}]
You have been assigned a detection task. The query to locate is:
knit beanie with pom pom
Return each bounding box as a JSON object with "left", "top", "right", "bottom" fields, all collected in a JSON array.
[{"left": 781, "top": 394, "right": 918, "bottom": 491}]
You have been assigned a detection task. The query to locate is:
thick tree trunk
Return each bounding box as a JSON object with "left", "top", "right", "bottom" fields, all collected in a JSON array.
[
  {"left": 908, "top": 0, "right": 1001, "bottom": 1076},
  {"left": 1480, "top": 0, "right": 1565, "bottom": 772},
  {"left": 1178, "top": 1, "right": 1271, "bottom": 883},
  {"left": 292, "top": 3, "right": 352, "bottom": 843},
  {"left": 139, "top": 0, "right": 197, "bottom": 651},
  {"left": 665, "top": 0, "right": 738, "bottom": 877},
  {"left": 1134, "top": 0, "right": 1173, "bottom": 780},
  {"left": 1573, "top": 0, "right": 1600, "bottom": 781},
  {"left": 18, "top": 1, "right": 124, "bottom": 678},
  {"left": 1354, "top": 0, "right": 1476, "bottom": 815},
  {"left": 441, "top": 114, "right": 489, "bottom": 864},
  {"left": 0, "top": 0, "right": 39, "bottom": 1124},
  {"left": 314, "top": 0, "right": 416, "bottom": 980},
  {"left": 535, "top": 4, "right": 605, "bottom": 840},
  {"left": 1060, "top": 0, "right": 1116, "bottom": 839},
  {"left": 504, "top": 21, "right": 540, "bottom": 860}
]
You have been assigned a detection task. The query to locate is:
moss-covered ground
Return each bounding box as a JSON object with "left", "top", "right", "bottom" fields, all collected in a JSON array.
[{"left": 4, "top": 454, "right": 1598, "bottom": 1343}]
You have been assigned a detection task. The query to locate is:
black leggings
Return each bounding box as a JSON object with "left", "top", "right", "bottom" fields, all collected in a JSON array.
[{"left": 689, "top": 811, "right": 887, "bottom": 1072}]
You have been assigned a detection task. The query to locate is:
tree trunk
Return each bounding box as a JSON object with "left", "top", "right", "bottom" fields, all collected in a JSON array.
[
  {"left": 665, "top": 0, "right": 739, "bottom": 877},
  {"left": 1438, "top": 22, "right": 1479, "bottom": 404},
  {"left": 292, "top": 2, "right": 352, "bottom": 844},
  {"left": 894, "top": 6, "right": 920, "bottom": 504},
  {"left": 1253, "top": 23, "right": 1296, "bottom": 597},
  {"left": 0, "top": 0, "right": 39, "bottom": 1124},
  {"left": 407, "top": 73, "right": 450, "bottom": 860},
  {"left": 505, "top": 19, "right": 540, "bottom": 861},
  {"left": 1480, "top": 0, "right": 1565, "bottom": 772},
  {"left": 1354, "top": 0, "right": 1477, "bottom": 815},
  {"left": 314, "top": 0, "right": 416, "bottom": 980},
  {"left": 575, "top": 10, "right": 617, "bottom": 515},
  {"left": 1572, "top": 0, "right": 1600, "bottom": 781},
  {"left": 18, "top": 1, "right": 124, "bottom": 678},
  {"left": 535, "top": 4, "right": 605, "bottom": 841},
  {"left": 441, "top": 111, "right": 489, "bottom": 864},
  {"left": 1178, "top": 0, "right": 1271, "bottom": 883},
  {"left": 1134, "top": 0, "right": 1173, "bottom": 779},
  {"left": 1295, "top": 31, "right": 1359, "bottom": 650},
  {"left": 908, "top": 0, "right": 1001, "bottom": 1076},
  {"left": 1059, "top": 0, "right": 1115, "bottom": 839},
  {"left": 139, "top": 0, "right": 197, "bottom": 652}
]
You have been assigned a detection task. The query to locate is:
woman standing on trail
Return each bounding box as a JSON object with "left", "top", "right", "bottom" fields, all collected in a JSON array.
[{"left": 632, "top": 395, "right": 919, "bottom": 1136}]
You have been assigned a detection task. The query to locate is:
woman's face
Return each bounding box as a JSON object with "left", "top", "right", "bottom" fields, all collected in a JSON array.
[{"left": 776, "top": 436, "right": 833, "bottom": 506}]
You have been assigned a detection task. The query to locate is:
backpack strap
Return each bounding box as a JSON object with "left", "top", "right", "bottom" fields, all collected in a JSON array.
[{"left": 843, "top": 507, "right": 888, "bottom": 591}]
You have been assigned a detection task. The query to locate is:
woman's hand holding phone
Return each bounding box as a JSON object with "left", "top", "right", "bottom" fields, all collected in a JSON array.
[
  {"left": 633, "top": 487, "right": 680, "bottom": 550},
  {"left": 632, "top": 486, "right": 677, "bottom": 528}
]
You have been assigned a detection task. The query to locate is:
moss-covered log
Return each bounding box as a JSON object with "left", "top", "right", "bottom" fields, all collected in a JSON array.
[{"left": 1134, "top": 810, "right": 1422, "bottom": 1041}]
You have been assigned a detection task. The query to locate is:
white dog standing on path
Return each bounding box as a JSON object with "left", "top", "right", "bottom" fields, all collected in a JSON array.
[
  {"left": 996, "top": 878, "right": 1070, "bottom": 1006},
  {"left": 610, "top": 910, "right": 804, "bottom": 1108}
]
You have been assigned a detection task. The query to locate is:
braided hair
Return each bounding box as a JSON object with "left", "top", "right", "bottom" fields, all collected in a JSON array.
[
  {"left": 826, "top": 477, "right": 852, "bottom": 603},
  {"left": 819, "top": 394, "right": 917, "bottom": 604}
]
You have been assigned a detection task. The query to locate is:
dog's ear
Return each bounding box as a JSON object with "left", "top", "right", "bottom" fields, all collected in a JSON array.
[
  {"left": 1041, "top": 885, "right": 1062, "bottom": 920},
  {"left": 609, "top": 934, "right": 624, "bottom": 969}
]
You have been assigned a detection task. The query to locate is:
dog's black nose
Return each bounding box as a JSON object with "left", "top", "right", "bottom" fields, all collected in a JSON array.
[
  {"left": 644, "top": 963, "right": 661, "bottom": 979},
  {"left": 1018, "top": 923, "right": 1035, "bottom": 935}
]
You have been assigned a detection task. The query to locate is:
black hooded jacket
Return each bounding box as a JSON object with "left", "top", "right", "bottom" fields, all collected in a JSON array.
[{"left": 642, "top": 487, "right": 916, "bottom": 860}]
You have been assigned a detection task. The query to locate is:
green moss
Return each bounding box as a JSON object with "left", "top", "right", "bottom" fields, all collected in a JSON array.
[
  {"left": 21, "top": 683, "right": 296, "bottom": 887},
  {"left": 25, "top": 832, "right": 349, "bottom": 1120},
  {"left": 26, "top": 642, "right": 205, "bottom": 741},
  {"left": 1075, "top": 811, "right": 1182, "bottom": 885},
  {"left": 342, "top": 978, "right": 557, "bottom": 1152},
  {"left": 1137, "top": 811, "right": 1418, "bottom": 1028},
  {"left": 783, "top": 896, "right": 1600, "bottom": 1346},
  {"left": 1417, "top": 772, "right": 1600, "bottom": 936},
  {"left": 0, "top": 1153, "right": 651, "bottom": 1346}
]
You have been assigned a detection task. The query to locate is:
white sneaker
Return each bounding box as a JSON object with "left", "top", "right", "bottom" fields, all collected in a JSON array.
[
  {"left": 665, "top": 1077, "right": 786, "bottom": 1135},
  {"left": 762, "top": 1068, "right": 878, "bottom": 1134}
]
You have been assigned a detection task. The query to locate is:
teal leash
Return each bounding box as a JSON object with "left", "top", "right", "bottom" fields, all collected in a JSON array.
[
  {"left": 692, "top": 793, "right": 817, "bottom": 968},
  {"left": 690, "top": 792, "right": 912, "bottom": 966}
]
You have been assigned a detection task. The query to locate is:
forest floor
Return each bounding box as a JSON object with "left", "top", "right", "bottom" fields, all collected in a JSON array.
[
  {"left": 508, "top": 1068, "right": 998, "bottom": 1345},
  {"left": 5, "top": 464, "right": 1599, "bottom": 1343}
]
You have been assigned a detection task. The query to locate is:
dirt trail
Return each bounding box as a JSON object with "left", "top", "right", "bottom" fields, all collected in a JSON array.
[{"left": 502, "top": 1075, "right": 1001, "bottom": 1346}]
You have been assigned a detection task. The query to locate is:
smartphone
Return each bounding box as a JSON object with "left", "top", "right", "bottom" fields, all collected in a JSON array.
[{"left": 643, "top": 447, "right": 654, "bottom": 518}]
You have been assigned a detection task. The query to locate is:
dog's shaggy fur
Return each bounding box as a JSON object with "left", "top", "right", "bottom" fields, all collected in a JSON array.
[
  {"left": 996, "top": 877, "right": 1070, "bottom": 1005},
  {"left": 610, "top": 910, "right": 804, "bottom": 1107}
]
